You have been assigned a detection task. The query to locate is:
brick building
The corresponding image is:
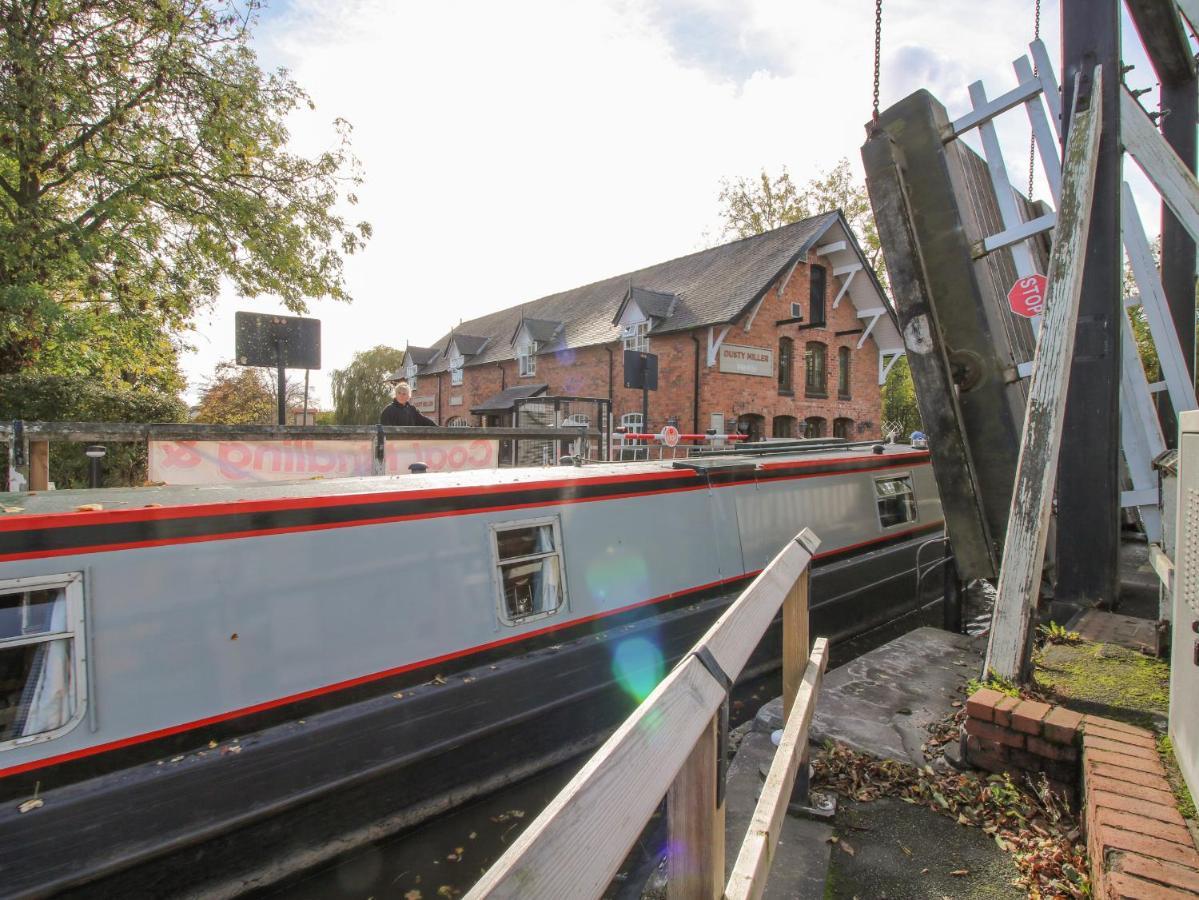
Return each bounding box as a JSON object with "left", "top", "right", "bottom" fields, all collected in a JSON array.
[{"left": 399, "top": 211, "right": 903, "bottom": 441}]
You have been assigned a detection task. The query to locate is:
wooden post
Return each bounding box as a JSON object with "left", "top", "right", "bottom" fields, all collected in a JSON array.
[
  {"left": 985, "top": 66, "right": 1105, "bottom": 682},
  {"left": 1055, "top": 0, "right": 1122, "bottom": 611},
  {"left": 666, "top": 713, "right": 724, "bottom": 900},
  {"left": 782, "top": 568, "right": 809, "bottom": 718},
  {"left": 28, "top": 440, "right": 49, "bottom": 491}
]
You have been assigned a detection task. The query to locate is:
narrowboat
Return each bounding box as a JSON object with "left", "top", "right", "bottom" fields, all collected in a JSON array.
[{"left": 0, "top": 442, "right": 943, "bottom": 897}]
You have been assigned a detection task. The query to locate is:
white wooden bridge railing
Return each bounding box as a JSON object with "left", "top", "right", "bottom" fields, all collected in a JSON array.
[{"left": 466, "top": 528, "right": 828, "bottom": 900}]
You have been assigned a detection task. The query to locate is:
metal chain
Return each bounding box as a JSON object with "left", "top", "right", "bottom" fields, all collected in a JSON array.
[
  {"left": 872, "top": 0, "right": 883, "bottom": 122},
  {"left": 1027, "top": 0, "right": 1041, "bottom": 198}
]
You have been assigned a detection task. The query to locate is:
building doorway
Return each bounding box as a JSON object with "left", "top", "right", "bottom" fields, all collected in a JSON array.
[
  {"left": 803, "top": 416, "right": 826, "bottom": 438},
  {"left": 833, "top": 417, "right": 854, "bottom": 439},
  {"left": 737, "top": 413, "right": 765, "bottom": 441}
]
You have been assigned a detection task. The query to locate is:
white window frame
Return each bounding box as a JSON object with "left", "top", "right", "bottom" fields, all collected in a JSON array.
[
  {"left": 517, "top": 341, "right": 537, "bottom": 377},
  {"left": 489, "top": 516, "right": 569, "bottom": 627},
  {"left": 873, "top": 472, "right": 919, "bottom": 530},
  {"left": 0, "top": 572, "right": 88, "bottom": 751},
  {"left": 405, "top": 362, "right": 418, "bottom": 391},
  {"left": 790, "top": 302, "right": 803, "bottom": 319},
  {"left": 449, "top": 352, "right": 464, "bottom": 387},
  {"left": 621, "top": 320, "right": 650, "bottom": 352}
]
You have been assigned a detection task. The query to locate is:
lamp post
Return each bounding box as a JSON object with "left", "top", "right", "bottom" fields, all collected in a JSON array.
[{"left": 84, "top": 445, "right": 106, "bottom": 489}]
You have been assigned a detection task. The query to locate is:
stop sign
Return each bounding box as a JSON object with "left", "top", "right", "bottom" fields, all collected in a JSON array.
[{"left": 1008, "top": 273, "right": 1047, "bottom": 318}]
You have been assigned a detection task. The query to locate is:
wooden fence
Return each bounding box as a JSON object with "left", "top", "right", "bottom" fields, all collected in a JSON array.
[{"left": 466, "top": 527, "right": 828, "bottom": 900}]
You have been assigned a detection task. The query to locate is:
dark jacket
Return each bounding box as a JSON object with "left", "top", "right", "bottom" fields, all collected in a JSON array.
[{"left": 380, "top": 401, "right": 437, "bottom": 427}]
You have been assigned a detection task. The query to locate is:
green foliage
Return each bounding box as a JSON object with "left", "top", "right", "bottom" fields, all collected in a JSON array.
[
  {"left": 1157, "top": 735, "right": 1197, "bottom": 820},
  {"left": 0, "top": 0, "right": 370, "bottom": 376},
  {"left": 330, "top": 345, "right": 406, "bottom": 425},
  {"left": 1037, "top": 622, "right": 1081, "bottom": 645},
  {"left": 0, "top": 373, "right": 186, "bottom": 487},
  {"left": 882, "top": 355, "right": 921, "bottom": 440},
  {"left": 966, "top": 670, "right": 1022, "bottom": 699},
  {"left": 717, "top": 158, "right": 884, "bottom": 281},
  {"left": 193, "top": 361, "right": 275, "bottom": 424}
]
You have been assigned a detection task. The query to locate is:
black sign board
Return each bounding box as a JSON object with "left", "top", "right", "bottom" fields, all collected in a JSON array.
[
  {"left": 623, "top": 350, "right": 658, "bottom": 391},
  {"left": 235, "top": 312, "right": 321, "bottom": 371}
]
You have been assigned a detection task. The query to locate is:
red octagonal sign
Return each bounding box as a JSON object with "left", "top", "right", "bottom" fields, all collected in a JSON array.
[{"left": 1008, "top": 273, "right": 1047, "bottom": 318}]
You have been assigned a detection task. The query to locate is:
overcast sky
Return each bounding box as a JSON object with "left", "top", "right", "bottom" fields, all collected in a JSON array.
[{"left": 179, "top": 0, "right": 1177, "bottom": 406}]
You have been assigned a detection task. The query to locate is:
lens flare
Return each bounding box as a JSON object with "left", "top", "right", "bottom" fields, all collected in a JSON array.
[
  {"left": 612, "top": 636, "right": 665, "bottom": 703},
  {"left": 583, "top": 548, "right": 649, "bottom": 603},
  {"left": 554, "top": 348, "right": 577, "bottom": 366}
]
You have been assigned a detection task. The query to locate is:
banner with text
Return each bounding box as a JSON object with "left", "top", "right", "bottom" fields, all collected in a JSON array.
[{"left": 149, "top": 438, "right": 499, "bottom": 485}]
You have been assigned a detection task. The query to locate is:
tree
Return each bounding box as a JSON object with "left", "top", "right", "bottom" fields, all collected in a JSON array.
[
  {"left": 192, "top": 360, "right": 305, "bottom": 424},
  {"left": 717, "top": 159, "right": 883, "bottom": 276},
  {"left": 0, "top": 0, "right": 371, "bottom": 379},
  {"left": 330, "top": 345, "right": 407, "bottom": 425},
  {"left": 882, "top": 356, "right": 922, "bottom": 440}
]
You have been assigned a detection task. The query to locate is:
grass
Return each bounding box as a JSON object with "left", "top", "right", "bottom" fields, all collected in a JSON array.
[
  {"left": 1157, "top": 734, "right": 1197, "bottom": 822},
  {"left": 1034, "top": 640, "right": 1169, "bottom": 724}
]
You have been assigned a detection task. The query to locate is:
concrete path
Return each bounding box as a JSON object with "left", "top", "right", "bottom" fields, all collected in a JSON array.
[{"left": 756, "top": 627, "right": 985, "bottom": 767}]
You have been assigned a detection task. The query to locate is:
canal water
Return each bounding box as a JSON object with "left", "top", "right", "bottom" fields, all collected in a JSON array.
[{"left": 264, "top": 583, "right": 994, "bottom": 899}]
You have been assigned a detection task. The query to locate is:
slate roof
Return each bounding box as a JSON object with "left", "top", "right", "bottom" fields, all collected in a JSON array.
[
  {"left": 514, "top": 317, "right": 563, "bottom": 345},
  {"left": 405, "top": 346, "right": 438, "bottom": 365},
  {"left": 471, "top": 383, "right": 548, "bottom": 414},
  {"left": 614, "top": 287, "right": 677, "bottom": 323},
  {"left": 449, "top": 334, "right": 490, "bottom": 358},
  {"left": 420, "top": 211, "right": 844, "bottom": 374}
]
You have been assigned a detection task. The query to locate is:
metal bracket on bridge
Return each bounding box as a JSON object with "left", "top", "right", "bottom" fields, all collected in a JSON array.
[{"left": 691, "top": 645, "right": 732, "bottom": 807}]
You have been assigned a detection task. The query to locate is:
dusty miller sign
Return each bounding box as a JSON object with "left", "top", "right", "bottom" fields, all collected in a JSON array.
[{"left": 718, "top": 344, "right": 773, "bottom": 377}]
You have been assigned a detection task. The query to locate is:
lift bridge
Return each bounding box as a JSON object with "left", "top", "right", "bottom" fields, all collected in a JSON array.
[{"left": 861, "top": 0, "right": 1199, "bottom": 806}]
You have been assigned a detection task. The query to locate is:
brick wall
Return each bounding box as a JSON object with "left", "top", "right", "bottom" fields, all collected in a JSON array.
[
  {"left": 964, "top": 688, "right": 1081, "bottom": 803},
  {"left": 420, "top": 253, "right": 883, "bottom": 435},
  {"left": 964, "top": 689, "right": 1199, "bottom": 899}
]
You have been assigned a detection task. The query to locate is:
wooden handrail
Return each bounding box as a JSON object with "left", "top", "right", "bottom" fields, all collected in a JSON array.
[
  {"left": 466, "top": 527, "right": 823, "bottom": 900},
  {"left": 725, "top": 639, "right": 829, "bottom": 900}
]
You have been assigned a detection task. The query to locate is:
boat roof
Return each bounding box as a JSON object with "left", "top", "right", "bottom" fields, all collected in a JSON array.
[{"left": 0, "top": 443, "right": 927, "bottom": 519}]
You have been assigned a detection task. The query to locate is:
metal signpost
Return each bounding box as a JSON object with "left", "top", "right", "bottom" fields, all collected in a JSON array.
[
  {"left": 623, "top": 350, "right": 659, "bottom": 435},
  {"left": 235, "top": 312, "right": 322, "bottom": 426}
]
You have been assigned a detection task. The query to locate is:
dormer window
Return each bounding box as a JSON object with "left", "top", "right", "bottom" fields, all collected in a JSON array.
[
  {"left": 405, "top": 362, "right": 418, "bottom": 391},
  {"left": 517, "top": 341, "right": 537, "bottom": 377},
  {"left": 622, "top": 320, "right": 650, "bottom": 352},
  {"left": 449, "top": 352, "right": 464, "bottom": 386}
]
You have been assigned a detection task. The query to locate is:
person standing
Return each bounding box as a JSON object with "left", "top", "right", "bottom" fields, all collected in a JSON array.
[{"left": 380, "top": 381, "right": 436, "bottom": 426}]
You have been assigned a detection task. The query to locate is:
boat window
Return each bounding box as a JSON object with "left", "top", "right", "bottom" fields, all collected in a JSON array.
[
  {"left": 492, "top": 518, "right": 567, "bottom": 625},
  {"left": 0, "top": 574, "right": 86, "bottom": 749},
  {"left": 875, "top": 475, "right": 918, "bottom": 529}
]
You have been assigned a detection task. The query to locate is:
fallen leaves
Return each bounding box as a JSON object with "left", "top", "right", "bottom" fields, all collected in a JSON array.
[
  {"left": 1, "top": 506, "right": 24, "bottom": 514},
  {"left": 812, "top": 741, "right": 1090, "bottom": 899},
  {"left": 75, "top": 503, "right": 102, "bottom": 512}
]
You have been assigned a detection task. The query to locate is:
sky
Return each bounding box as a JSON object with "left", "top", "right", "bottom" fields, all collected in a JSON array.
[{"left": 179, "top": 0, "right": 1182, "bottom": 406}]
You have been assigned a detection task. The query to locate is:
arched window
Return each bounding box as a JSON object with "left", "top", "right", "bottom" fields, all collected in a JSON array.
[
  {"left": 777, "top": 337, "right": 794, "bottom": 394},
  {"left": 772, "top": 415, "right": 796, "bottom": 438},
  {"left": 446, "top": 416, "right": 470, "bottom": 427},
  {"left": 809, "top": 265, "right": 826, "bottom": 326},
  {"left": 805, "top": 342, "right": 827, "bottom": 397},
  {"left": 838, "top": 346, "right": 851, "bottom": 399},
  {"left": 737, "top": 413, "right": 765, "bottom": 442},
  {"left": 833, "top": 417, "right": 853, "bottom": 439},
  {"left": 804, "top": 416, "right": 826, "bottom": 438}
]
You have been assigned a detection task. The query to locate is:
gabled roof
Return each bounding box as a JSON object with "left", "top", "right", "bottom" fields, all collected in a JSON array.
[
  {"left": 419, "top": 211, "right": 879, "bottom": 373},
  {"left": 404, "top": 346, "right": 438, "bottom": 366},
  {"left": 511, "top": 317, "right": 563, "bottom": 347},
  {"left": 448, "top": 334, "right": 489, "bottom": 358},
  {"left": 612, "top": 287, "right": 677, "bottom": 325}
]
